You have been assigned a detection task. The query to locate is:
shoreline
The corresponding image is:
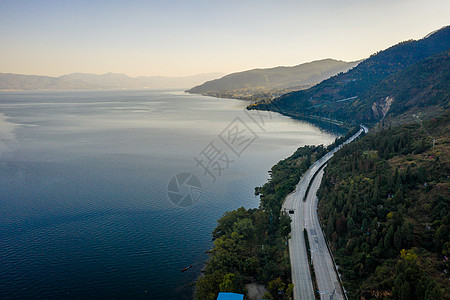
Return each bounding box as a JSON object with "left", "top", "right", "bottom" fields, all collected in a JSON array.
[{"left": 188, "top": 90, "right": 352, "bottom": 135}]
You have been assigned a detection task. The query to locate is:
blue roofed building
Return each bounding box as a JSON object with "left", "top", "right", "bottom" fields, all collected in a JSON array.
[{"left": 216, "top": 292, "right": 244, "bottom": 300}]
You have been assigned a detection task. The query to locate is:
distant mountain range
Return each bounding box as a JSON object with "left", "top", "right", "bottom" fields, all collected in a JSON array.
[
  {"left": 0, "top": 72, "right": 224, "bottom": 91},
  {"left": 252, "top": 26, "right": 450, "bottom": 126},
  {"left": 186, "top": 59, "right": 360, "bottom": 101}
]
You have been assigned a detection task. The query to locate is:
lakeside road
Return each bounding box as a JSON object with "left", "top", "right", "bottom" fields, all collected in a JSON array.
[
  {"left": 283, "top": 125, "right": 368, "bottom": 300},
  {"left": 307, "top": 167, "right": 343, "bottom": 299}
]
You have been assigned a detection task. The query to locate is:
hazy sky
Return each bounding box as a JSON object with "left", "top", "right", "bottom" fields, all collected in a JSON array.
[{"left": 1, "top": 0, "right": 448, "bottom": 77}]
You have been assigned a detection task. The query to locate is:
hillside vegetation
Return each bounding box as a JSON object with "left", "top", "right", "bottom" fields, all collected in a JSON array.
[
  {"left": 252, "top": 26, "right": 450, "bottom": 126},
  {"left": 317, "top": 112, "right": 450, "bottom": 299}
]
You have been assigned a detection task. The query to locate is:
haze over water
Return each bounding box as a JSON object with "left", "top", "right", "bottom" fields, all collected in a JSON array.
[{"left": 0, "top": 90, "right": 337, "bottom": 299}]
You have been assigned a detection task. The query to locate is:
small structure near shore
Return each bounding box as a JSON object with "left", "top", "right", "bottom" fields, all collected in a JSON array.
[{"left": 217, "top": 292, "right": 244, "bottom": 300}]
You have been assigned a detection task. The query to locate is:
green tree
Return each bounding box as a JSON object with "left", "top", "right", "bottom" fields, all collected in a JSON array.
[
  {"left": 195, "top": 271, "right": 225, "bottom": 300},
  {"left": 286, "top": 284, "right": 294, "bottom": 300},
  {"left": 219, "top": 273, "right": 241, "bottom": 293},
  {"left": 267, "top": 277, "right": 286, "bottom": 300}
]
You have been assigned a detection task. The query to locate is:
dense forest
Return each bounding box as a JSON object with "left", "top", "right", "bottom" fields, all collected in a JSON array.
[{"left": 317, "top": 112, "right": 450, "bottom": 299}]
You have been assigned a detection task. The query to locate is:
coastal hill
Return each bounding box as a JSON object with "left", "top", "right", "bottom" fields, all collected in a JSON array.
[
  {"left": 353, "top": 50, "right": 449, "bottom": 126},
  {"left": 0, "top": 72, "right": 224, "bottom": 91},
  {"left": 186, "top": 59, "right": 360, "bottom": 101},
  {"left": 252, "top": 26, "right": 450, "bottom": 125}
]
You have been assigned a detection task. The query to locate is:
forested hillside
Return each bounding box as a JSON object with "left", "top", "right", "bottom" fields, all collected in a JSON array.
[
  {"left": 312, "top": 50, "right": 450, "bottom": 124},
  {"left": 317, "top": 112, "right": 450, "bottom": 299},
  {"left": 252, "top": 26, "right": 450, "bottom": 125}
]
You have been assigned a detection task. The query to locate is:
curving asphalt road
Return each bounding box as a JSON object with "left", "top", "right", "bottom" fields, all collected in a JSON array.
[{"left": 283, "top": 125, "right": 368, "bottom": 300}]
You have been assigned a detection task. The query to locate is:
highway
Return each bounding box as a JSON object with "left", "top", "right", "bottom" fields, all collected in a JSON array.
[
  {"left": 306, "top": 167, "right": 343, "bottom": 299},
  {"left": 283, "top": 125, "right": 367, "bottom": 300}
]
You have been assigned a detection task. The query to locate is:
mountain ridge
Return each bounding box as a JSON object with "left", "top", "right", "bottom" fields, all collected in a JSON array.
[
  {"left": 0, "top": 72, "right": 224, "bottom": 91},
  {"left": 251, "top": 26, "right": 450, "bottom": 126},
  {"left": 186, "top": 58, "right": 360, "bottom": 101}
]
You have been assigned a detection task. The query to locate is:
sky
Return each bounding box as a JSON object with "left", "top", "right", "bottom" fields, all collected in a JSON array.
[{"left": 0, "top": 0, "right": 449, "bottom": 77}]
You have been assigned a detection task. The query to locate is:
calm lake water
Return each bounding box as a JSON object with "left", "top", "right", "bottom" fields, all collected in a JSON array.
[{"left": 0, "top": 90, "right": 338, "bottom": 299}]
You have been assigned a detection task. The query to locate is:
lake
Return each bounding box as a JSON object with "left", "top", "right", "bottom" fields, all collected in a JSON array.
[{"left": 0, "top": 89, "right": 338, "bottom": 299}]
